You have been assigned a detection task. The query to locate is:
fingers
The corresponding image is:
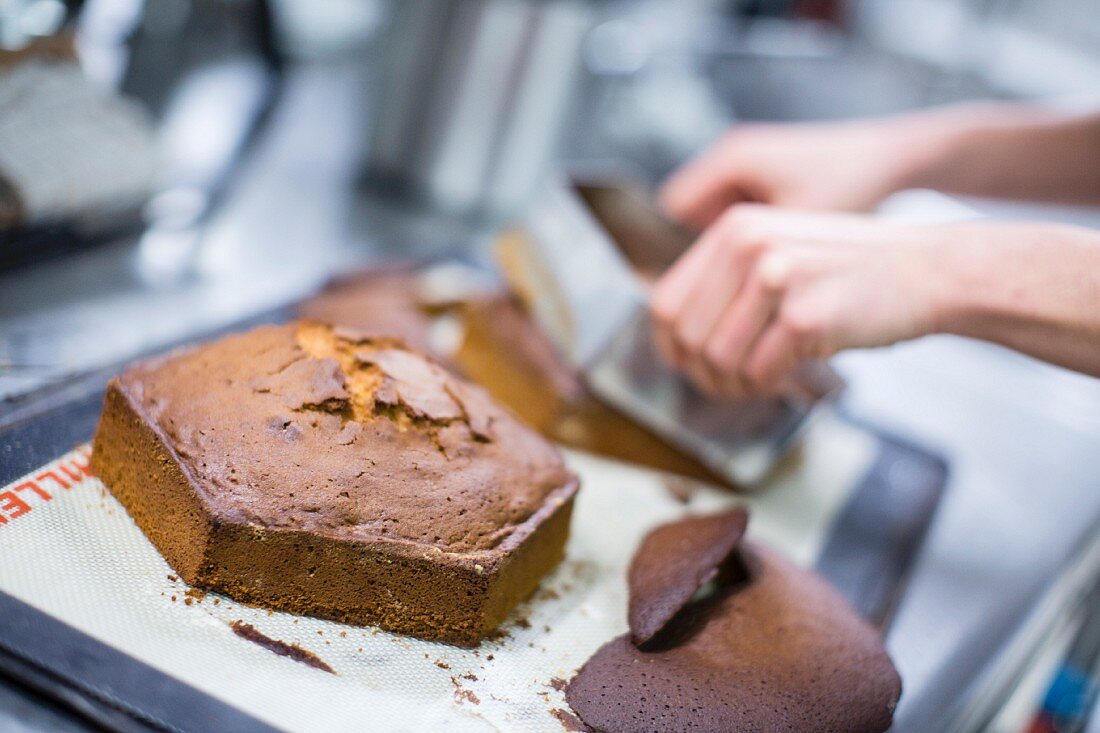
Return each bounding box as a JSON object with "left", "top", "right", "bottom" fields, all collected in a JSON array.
[
  {"left": 699, "top": 252, "right": 790, "bottom": 396},
  {"left": 652, "top": 207, "right": 767, "bottom": 373},
  {"left": 666, "top": 235, "right": 758, "bottom": 387},
  {"left": 651, "top": 204, "right": 856, "bottom": 399},
  {"left": 651, "top": 219, "right": 795, "bottom": 398},
  {"left": 741, "top": 323, "right": 800, "bottom": 395},
  {"left": 650, "top": 203, "right": 936, "bottom": 398},
  {"left": 650, "top": 222, "right": 726, "bottom": 368},
  {"left": 659, "top": 132, "right": 762, "bottom": 230}
]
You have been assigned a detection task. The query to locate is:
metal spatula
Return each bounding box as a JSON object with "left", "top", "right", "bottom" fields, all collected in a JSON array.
[{"left": 501, "top": 177, "right": 841, "bottom": 488}]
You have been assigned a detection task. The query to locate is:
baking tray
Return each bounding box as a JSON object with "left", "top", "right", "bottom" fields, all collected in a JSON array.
[{"left": 0, "top": 310, "right": 947, "bottom": 733}]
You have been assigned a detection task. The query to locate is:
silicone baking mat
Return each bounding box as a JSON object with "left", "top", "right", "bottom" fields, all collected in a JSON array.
[{"left": 0, "top": 411, "right": 899, "bottom": 733}]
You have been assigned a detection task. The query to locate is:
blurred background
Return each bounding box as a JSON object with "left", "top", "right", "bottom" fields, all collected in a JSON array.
[
  {"left": 4, "top": 0, "right": 1100, "bottom": 398},
  {"left": 2, "top": 1, "right": 1100, "bottom": 731}
]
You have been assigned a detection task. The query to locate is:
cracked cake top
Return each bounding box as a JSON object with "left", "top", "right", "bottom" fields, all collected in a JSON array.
[{"left": 115, "top": 321, "right": 575, "bottom": 554}]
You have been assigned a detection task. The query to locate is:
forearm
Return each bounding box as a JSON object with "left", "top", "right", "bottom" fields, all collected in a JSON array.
[
  {"left": 932, "top": 223, "right": 1100, "bottom": 376},
  {"left": 883, "top": 104, "right": 1100, "bottom": 206}
]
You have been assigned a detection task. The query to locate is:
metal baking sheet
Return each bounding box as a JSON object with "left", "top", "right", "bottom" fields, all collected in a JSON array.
[
  {"left": 0, "top": 299, "right": 946, "bottom": 732},
  {"left": 0, "top": 385, "right": 945, "bottom": 732}
]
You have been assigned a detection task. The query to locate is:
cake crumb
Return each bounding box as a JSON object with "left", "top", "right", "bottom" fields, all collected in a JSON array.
[
  {"left": 435, "top": 660, "right": 451, "bottom": 670},
  {"left": 454, "top": 688, "right": 480, "bottom": 706},
  {"left": 184, "top": 597, "right": 193, "bottom": 606},
  {"left": 486, "top": 654, "right": 494, "bottom": 661},
  {"left": 515, "top": 618, "right": 531, "bottom": 629},
  {"left": 484, "top": 628, "right": 510, "bottom": 642},
  {"left": 551, "top": 708, "right": 587, "bottom": 731},
  {"left": 166, "top": 574, "right": 178, "bottom": 582},
  {"left": 461, "top": 673, "right": 478, "bottom": 682},
  {"left": 170, "top": 595, "right": 177, "bottom": 602},
  {"left": 451, "top": 675, "right": 480, "bottom": 706},
  {"left": 662, "top": 476, "right": 697, "bottom": 504},
  {"left": 548, "top": 677, "right": 568, "bottom": 692},
  {"left": 229, "top": 621, "right": 335, "bottom": 674},
  {"left": 184, "top": 588, "right": 206, "bottom": 603}
]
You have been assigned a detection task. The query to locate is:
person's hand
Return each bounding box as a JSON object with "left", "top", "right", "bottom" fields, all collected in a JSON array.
[
  {"left": 650, "top": 205, "right": 952, "bottom": 398},
  {"left": 651, "top": 204, "right": 1100, "bottom": 396},
  {"left": 659, "top": 120, "right": 917, "bottom": 230},
  {"left": 661, "top": 103, "right": 1100, "bottom": 230}
]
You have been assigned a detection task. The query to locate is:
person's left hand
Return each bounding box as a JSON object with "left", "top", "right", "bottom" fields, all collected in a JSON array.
[{"left": 650, "top": 204, "right": 949, "bottom": 397}]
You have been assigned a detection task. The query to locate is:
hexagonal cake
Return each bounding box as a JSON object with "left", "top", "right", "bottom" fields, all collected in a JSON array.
[{"left": 91, "top": 322, "right": 578, "bottom": 645}]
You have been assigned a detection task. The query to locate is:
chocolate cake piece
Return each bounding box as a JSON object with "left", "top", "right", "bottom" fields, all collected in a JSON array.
[
  {"left": 627, "top": 507, "right": 748, "bottom": 646},
  {"left": 566, "top": 514, "right": 901, "bottom": 733},
  {"left": 91, "top": 322, "right": 578, "bottom": 645}
]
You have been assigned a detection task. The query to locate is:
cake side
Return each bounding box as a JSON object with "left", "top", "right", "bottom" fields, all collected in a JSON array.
[
  {"left": 196, "top": 479, "right": 577, "bottom": 645},
  {"left": 476, "top": 478, "right": 576, "bottom": 633},
  {"left": 91, "top": 379, "right": 214, "bottom": 581}
]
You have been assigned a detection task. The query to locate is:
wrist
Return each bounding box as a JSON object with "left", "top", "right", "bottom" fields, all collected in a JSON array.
[
  {"left": 922, "top": 223, "right": 1097, "bottom": 340},
  {"left": 877, "top": 103, "right": 1062, "bottom": 197},
  {"left": 915, "top": 229, "right": 998, "bottom": 338},
  {"left": 874, "top": 115, "right": 972, "bottom": 195}
]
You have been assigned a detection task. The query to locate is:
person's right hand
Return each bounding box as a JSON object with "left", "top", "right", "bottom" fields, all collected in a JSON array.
[
  {"left": 659, "top": 120, "right": 917, "bottom": 230},
  {"left": 650, "top": 204, "right": 1100, "bottom": 397},
  {"left": 649, "top": 205, "right": 945, "bottom": 397}
]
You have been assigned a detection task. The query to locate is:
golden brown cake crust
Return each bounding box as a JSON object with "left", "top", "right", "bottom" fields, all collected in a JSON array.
[{"left": 91, "top": 322, "right": 578, "bottom": 645}]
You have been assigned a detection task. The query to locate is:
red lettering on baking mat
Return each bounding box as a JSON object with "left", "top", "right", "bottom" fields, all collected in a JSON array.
[
  {"left": 0, "top": 491, "right": 31, "bottom": 521},
  {"left": 14, "top": 480, "right": 50, "bottom": 501},
  {"left": 0, "top": 445, "right": 96, "bottom": 528},
  {"left": 35, "top": 470, "right": 70, "bottom": 492}
]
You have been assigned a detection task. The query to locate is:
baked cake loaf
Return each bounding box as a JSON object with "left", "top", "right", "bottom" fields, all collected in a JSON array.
[{"left": 91, "top": 321, "right": 578, "bottom": 645}]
